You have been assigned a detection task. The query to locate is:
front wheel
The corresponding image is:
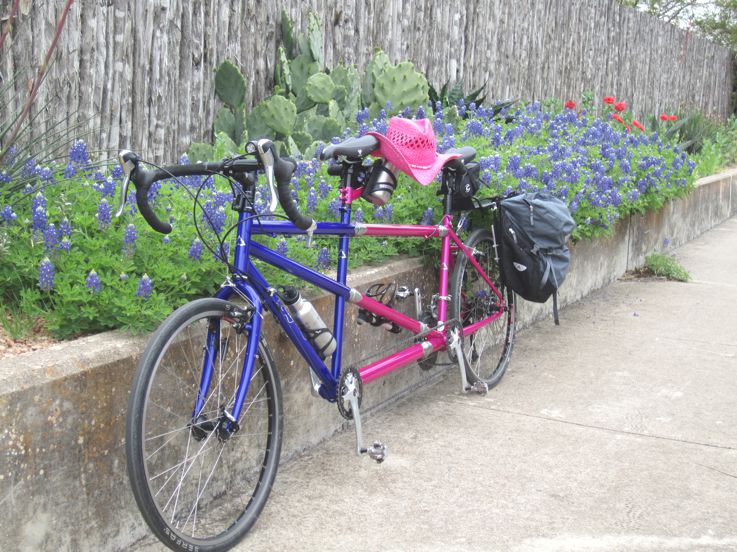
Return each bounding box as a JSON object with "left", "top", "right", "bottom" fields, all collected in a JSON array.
[
  {"left": 126, "top": 298, "right": 283, "bottom": 552},
  {"left": 450, "top": 228, "right": 516, "bottom": 389}
]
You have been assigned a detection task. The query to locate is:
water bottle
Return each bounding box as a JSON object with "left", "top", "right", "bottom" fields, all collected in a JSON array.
[{"left": 281, "top": 287, "right": 337, "bottom": 359}]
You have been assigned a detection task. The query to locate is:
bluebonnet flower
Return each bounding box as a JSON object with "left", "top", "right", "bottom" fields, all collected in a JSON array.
[
  {"left": 120, "top": 272, "right": 129, "bottom": 282},
  {"left": 307, "top": 188, "right": 317, "bottom": 212},
  {"left": 32, "top": 206, "right": 47, "bottom": 233},
  {"left": 457, "top": 99, "right": 466, "bottom": 117},
  {"left": 137, "top": 274, "right": 153, "bottom": 299},
  {"left": 97, "top": 199, "right": 112, "bottom": 230},
  {"left": 1, "top": 205, "right": 17, "bottom": 223},
  {"left": 44, "top": 223, "right": 59, "bottom": 251},
  {"left": 101, "top": 176, "right": 116, "bottom": 197},
  {"left": 416, "top": 105, "right": 426, "bottom": 119},
  {"left": 276, "top": 238, "right": 288, "bottom": 257},
  {"left": 384, "top": 204, "right": 394, "bottom": 221},
  {"left": 328, "top": 198, "right": 341, "bottom": 219},
  {"left": 318, "top": 178, "right": 331, "bottom": 199},
  {"left": 23, "top": 158, "right": 38, "bottom": 177},
  {"left": 374, "top": 206, "right": 386, "bottom": 220},
  {"left": 353, "top": 207, "right": 364, "bottom": 223},
  {"left": 69, "top": 140, "right": 90, "bottom": 165},
  {"left": 162, "top": 236, "right": 170, "bottom": 245},
  {"left": 36, "top": 165, "right": 54, "bottom": 185},
  {"left": 59, "top": 237, "right": 72, "bottom": 252},
  {"left": 178, "top": 154, "right": 190, "bottom": 165},
  {"left": 39, "top": 257, "right": 55, "bottom": 291},
  {"left": 316, "top": 247, "right": 331, "bottom": 270},
  {"left": 203, "top": 205, "right": 227, "bottom": 234},
  {"left": 63, "top": 163, "right": 76, "bottom": 178},
  {"left": 59, "top": 218, "right": 72, "bottom": 237},
  {"left": 465, "top": 119, "right": 485, "bottom": 137},
  {"left": 188, "top": 238, "right": 203, "bottom": 261},
  {"left": 401, "top": 106, "right": 412, "bottom": 118},
  {"left": 0, "top": 171, "right": 10, "bottom": 184},
  {"left": 420, "top": 207, "right": 433, "bottom": 225},
  {"left": 356, "top": 107, "right": 370, "bottom": 125},
  {"left": 372, "top": 119, "right": 388, "bottom": 135},
  {"left": 86, "top": 270, "right": 102, "bottom": 294},
  {"left": 111, "top": 165, "right": 123, "bottom": 180},
  {"left": 123, "top": 223, "right": 138, "bottom": 254}
]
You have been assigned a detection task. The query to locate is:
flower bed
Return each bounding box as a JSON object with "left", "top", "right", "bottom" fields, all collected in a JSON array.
[{"left": 0, "top": 96, "right": 698, "bottom": 338}]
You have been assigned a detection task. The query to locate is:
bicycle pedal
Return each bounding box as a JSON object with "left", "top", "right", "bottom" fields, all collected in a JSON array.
[
  {"left": 363, "top": 441, "right": 387, "bottom": 463},
  {"left": 470, "top": 380, "right": 488, "bottom": 395}
]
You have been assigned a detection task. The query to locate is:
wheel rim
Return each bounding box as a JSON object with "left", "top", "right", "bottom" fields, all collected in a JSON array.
[
  {"left": 138, "top": 310, "right": 276, "bottom": 542},
  {"left": 459, "top": 237, "right": 515, "bottom": 384}
]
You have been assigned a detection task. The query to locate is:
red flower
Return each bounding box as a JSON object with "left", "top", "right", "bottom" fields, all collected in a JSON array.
[
  {"left": 668, "top": 115, "right": 678, "bottom": 121},
  {"left": 632, "top": 119, "right": 645, "bottom": 132},
  {"left": 611, "top": 113, "right": 625, "bottom": 124},
  {"left": 614, "top": 101, "right": 627, "bottom": 112},
  {"left": 625, "top": 125, "right": 631, "bottom": 133},
  {"left": 603, "top": 96, "right": 616, "bottom": 104},
  {"left": 564, "top": 100, "right": 577, "bottom": 110},
  {"left": 660, "top": 113, "right": 669, "bottom": 121}
]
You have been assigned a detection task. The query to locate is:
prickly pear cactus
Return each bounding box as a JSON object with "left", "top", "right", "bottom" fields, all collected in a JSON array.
[
  {"left": 291, "top": 131, "right": 313, "bottom": 152},
  {"left": 261, "top": 95, "right": 297, "bottom": 137},
  {"left": 275, "top": 46, "right": 293, "bottom": 94},
  {"left": 372, "top": 61, "right": 429, "bottom": 115},
  {"left": 187, "top": 142, "right": 214, "bottom": 162},
  {"left": 306, "top": 115, "right": 342, "bottom": 143},
  {"left": 362, "top": 50, "right": 391, "bottom": 107},
  {"left": 330, "top": 64, "right": 361, "bottom": 119},
  {"left": 280, "top": 10, "right": 296, "bottom": 59},
  {"left": 215, "top": 60, "right": 247, "bottom": 110},
  {"left": 246, "top": 102, "right": 273, "bottom": 140},
  {"left": 307, "top": 12, "right": 324, "bottom": 68},
  {"left": 289, "top": 53, "right": 320, "bottom": 98},
  {"left": 214, "top": 107, "right": 236, "bottom": 141},
  {"left": 305, "top": 73, "right": 335, "bottom": 104}
]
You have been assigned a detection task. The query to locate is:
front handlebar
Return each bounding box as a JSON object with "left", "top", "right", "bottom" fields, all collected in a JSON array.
[{"left": 117, "top": 140, "right": 314, "bottom": 234}]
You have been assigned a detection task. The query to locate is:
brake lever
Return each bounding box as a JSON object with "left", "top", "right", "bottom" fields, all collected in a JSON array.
[
  {"left": 115, "top": 150, "right": 139, "bottom": 218},
  {"left": 247, "top": 139, "right": 278, "bottom": 214}
]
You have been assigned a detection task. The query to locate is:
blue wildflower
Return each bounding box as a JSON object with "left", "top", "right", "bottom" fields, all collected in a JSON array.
[
  {"left": 32, "top": 205, "right": 47, "bottom": 233},
  {"left": 384, "top": 204, "right": 394, "bottom": 222},
  {"left": 86, "top": 270, "right": 102, "bottom": 294},
  {"left": 328, "top": 198, "right": 341, "bottom": 219},
  {"left": 1, "top": 205, "right": 17, "bottom": 223},
  {"left": 316, "top": 247, "right": 331, "bottom": 270},
  {"left": 276, "top": 239, "right": 288, "bottom": 257},
  {"left": 44, "top": 223, "right": 59, "bottom": 251},
  {"left": 69, "top": 140, "right": 90, "bottom": 165},
  {"left": 123, "top": 223, "right": 138, "bottom": 254},
  {"left": 97, "top": 199, "right": 112, "bottom": 230},
  {"left": 188, "top": 238, "right": 203, "bottom": 261},
  {"left": 136, "top": 274, "right": 153, "bottom": 299},
  {"left": 59, "top": 218, "right": 72, "bottom": 237},
  {"left": 420, "top": 207, "right": 433, "bottom": 225},
  {"left": 39, "top": 257, "right": 55, "bottom": 291},
  {"left": 318, "top": 178, "right": 331, "bottom": 199},
  {"left": 64, "top": 163, "right": 76, "bottom": 178},
  {"left": 307, "top": 188, "right": 317, "bottom": 213},
  {"left": 59, "top": 237, "right": 72, "bottom": 252},
  {"left": 416, "top": 105, "right": 426, "bottom": 119},
  {"left": 353, "top": 207, "right": 364, "bottom": 223}
]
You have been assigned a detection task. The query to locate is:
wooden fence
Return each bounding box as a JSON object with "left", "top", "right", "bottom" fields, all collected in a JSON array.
[{"left": 1, "top": 0, "right": 733, "bottom": 161}]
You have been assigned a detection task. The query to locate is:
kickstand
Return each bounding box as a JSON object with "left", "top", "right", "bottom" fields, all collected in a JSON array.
[
  {"left": 341, "top": 372, "right": 387, "bottom": 463},
  {"left": 448, "top": 326, "right": 488, "bottom": 395}
]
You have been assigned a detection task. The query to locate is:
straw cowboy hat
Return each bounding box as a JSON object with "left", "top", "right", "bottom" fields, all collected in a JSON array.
[{"left": 367, "top": 117, "right": 462, "bottom": 185}]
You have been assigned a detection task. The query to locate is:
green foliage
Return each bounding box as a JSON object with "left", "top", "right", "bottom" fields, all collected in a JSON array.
[
  {"left": 214, "top": 60, "right": 247, "bottom": 110},
  {"left": 370, "top": 60, "right": 429, "bottom": 116},
  {"left": 260, "top": 95, "right": 297, "bottom": 136},
  {"left": 305, "top": 73, "right": 335, "bottom": 104},
  {"left": 643, "top": 253, "right": 690, "bottom": 281},
  {"left": 429, "top": 79, "right": 487, "bottom": 112}
]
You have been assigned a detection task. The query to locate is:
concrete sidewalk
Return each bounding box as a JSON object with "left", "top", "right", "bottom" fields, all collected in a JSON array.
[{"left": 137, "top": 217, "right": 737, "bottom": 552}]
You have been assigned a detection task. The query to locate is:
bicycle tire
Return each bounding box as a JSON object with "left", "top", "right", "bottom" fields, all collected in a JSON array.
[
  {"left": 126, "top": 298, "right": 283, "bottom": 552},
  {"left": 450, "top": 228, "right": 516, "bottom": 388}
]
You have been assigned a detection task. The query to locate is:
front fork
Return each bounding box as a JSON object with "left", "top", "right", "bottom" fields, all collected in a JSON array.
[{"left": 190, "top": 283, "right": 264, "bottom": 441}]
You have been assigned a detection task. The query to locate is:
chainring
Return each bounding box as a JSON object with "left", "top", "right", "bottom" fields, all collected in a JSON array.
[{"left": 337, "top": 367, "right": 363, "bottom": 420}]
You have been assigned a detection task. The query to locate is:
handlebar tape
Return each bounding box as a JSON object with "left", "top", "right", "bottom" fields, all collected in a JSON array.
[{"left": 274, "top": 155, "right": 315, "bottom": 231}]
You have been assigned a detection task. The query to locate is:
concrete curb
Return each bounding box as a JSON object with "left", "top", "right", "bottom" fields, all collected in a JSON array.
[{"left": 1, "top": 169, "right": 735, "bottom": 551}]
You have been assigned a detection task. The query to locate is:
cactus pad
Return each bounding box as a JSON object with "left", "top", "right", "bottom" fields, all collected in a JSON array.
[
  {"left": 215, "top": 60, "right": 247, "bottom": 110},
  {"left": 261, "top": 95, "right": 297, "bottom": 137},
  {"left": 372, "top": 61, "right": 429, "bottom": 115},
  {"left": 305, "top": 73, "right": 335, "bottom": 104}
]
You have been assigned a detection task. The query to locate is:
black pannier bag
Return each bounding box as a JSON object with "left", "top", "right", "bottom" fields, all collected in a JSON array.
[{"left": 497, "top": 191, "right": 575, "bottom": 324}]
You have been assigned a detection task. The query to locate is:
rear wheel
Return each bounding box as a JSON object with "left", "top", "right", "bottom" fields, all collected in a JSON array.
[
  {"left": 126, "top": 298, "right": 283, "bottom": 552},
  {"left": 450, "top": 228, "right": 516, "bottom": 389}
]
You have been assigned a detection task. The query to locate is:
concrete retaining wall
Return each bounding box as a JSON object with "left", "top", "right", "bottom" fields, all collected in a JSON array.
[{"left": 1, "top": 168, "right": 735, "bottom": 551}]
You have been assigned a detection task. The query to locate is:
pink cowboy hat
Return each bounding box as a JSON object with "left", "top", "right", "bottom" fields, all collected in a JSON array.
[{"left": 367, "top": 117, "right": 462, "bottom": 186}]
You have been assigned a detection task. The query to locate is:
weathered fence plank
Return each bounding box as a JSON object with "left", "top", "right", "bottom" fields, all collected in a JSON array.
[{"left": 0, "top": 0, "right": 732, "bottom": 162}]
